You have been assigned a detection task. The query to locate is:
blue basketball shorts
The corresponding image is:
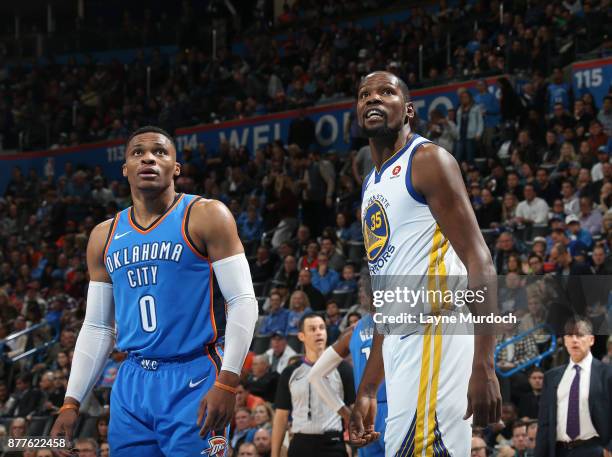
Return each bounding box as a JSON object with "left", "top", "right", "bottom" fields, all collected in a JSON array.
[
  {"left": 358, "top": 401, "right": 387, "bottom": 457},
  {"left": 108, "top": 346, "right": 230, "bottom": 457}
]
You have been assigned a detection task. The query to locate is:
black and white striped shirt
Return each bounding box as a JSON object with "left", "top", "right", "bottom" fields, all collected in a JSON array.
[{"left": 274, "top": 358, "right": 355, "bottom": 434}]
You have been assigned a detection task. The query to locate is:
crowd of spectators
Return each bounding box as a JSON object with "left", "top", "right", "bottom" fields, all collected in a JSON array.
[
  {"left": 1, "top": 0, "right": 609, "bottom": 152},
  {"left": 1, "top": 1, "right": 612, "bottom": 457}
]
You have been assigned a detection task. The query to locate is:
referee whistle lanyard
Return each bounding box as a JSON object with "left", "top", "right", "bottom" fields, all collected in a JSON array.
[{"left": 302, "top": 357, "right": 314, "bottom": 420}]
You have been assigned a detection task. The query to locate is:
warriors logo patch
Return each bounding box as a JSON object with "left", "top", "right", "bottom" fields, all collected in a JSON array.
[{"left": 363, "top": 200, "right": 390, "bottom": 262}]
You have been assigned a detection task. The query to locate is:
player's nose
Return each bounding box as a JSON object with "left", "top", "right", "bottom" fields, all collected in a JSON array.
[
  {"left": 140, "top": 151, "right": 157, "bottom": 163},
  {"left": 365, "top": 96, "right": 382, "bottom": 105}
]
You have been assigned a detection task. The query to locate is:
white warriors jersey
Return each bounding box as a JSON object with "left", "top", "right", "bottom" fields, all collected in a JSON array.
[
  {"left": 361, "top": 133, "right": 467, "bottom": 280},
  {"left": 362, "top": 134, "right": 474, "bottom": 457}
]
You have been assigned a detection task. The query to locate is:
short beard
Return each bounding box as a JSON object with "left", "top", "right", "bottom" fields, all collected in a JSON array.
[{"left": 362, "top": 119, "right": 402, "bottom": 138}]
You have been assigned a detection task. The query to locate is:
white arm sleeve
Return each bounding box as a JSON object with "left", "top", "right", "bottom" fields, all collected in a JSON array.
[
  {"left": 212, "top": 253, "right": 258, "bottom": 375},
  {"left": 65, "top": 281, "right": 116, "bottom": 403},
  {"left": 307, "top": 345, "right": 345, "bottom": 413}
]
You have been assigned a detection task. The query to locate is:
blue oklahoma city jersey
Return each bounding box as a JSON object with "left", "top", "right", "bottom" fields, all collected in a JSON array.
[
  {"left": 350, "top": 314, "right": 386, "bottom": 457},
  {"left": 350, "top": 314, "right": 386, "bottom": 403},
  {"left": 104, "top": 193, "right": 225, "bottom": 358}
]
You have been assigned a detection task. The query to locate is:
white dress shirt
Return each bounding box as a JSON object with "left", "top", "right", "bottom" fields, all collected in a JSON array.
[
  {"left": 563, "top": 195, "right": 580, "bottom": 217},
  {"left": 556, "top": 352, "right": 599, "bottom": 442},
  {"left": 516, "top": 197, "right": 549, "bottom": 224}
]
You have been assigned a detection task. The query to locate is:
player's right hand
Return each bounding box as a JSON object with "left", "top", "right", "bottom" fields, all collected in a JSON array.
[
  {"left": 349, "top": 394, "right": 380, "bottom": 448},
  {"left": 464, "top": 363, "right": 502, "bottom": 427},
  {"left": 50, "top": 409, "right": 78, "bottom": 457}
]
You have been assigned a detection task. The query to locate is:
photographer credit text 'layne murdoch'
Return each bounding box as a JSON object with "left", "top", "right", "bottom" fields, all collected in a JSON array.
[{"left": 372, "top": 310, "right": 517, "bottom": 325}]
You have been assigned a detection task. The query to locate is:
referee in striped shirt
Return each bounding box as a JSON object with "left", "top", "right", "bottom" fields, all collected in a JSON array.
[{"left": 271, "top": 313, "right": 355, "bottom": 457}]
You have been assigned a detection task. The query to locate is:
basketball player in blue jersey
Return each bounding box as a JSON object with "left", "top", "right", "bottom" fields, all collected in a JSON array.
[
  {"left": 51, "top": 126, "right": 258, "bottom": 457},
  {"left": 309, "top": 298, "right": 386, "bottom": 457},
  {"left": 348, "top": 72, "right": 502, "bottom": 456}
]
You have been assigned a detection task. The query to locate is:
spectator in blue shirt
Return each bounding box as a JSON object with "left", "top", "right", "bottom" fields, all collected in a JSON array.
[
  {"left": 455, "top": 90, "right": 483, "bottom": 164},
  {"left": 286, "top": 291, "right": 312, "bottom": 335},
  {"left": 238, "top": 205, "right": 263, "bottom": 242},
  {"left": 258, "top": 291, "right": 289, "bottom": 336},
  {"left": 335, "top": 264, "right": 358, "bottom": 294},
  {"left": 310, "top": 253, "right": 340, "bottom": 296},
  {"left": 348, "top": 207, "right": 364, "bottom": 242},
  {"left": 325, "top": 300, "right": 343, "bottom": 344},
  {"left": 546, "top": 67, "right": 571, "bottom": 113},
  {"left": 334, "top": 212, "right": 351, "bottom": 244},
  {"left": 51, "top": 254, "right": 69, "bottom": 280},
  {"left": 550, "top": 227, "right": 588, "bottom": 258},
  {"left": 565, "top": 214, "right": 593, "bottom": 249}
]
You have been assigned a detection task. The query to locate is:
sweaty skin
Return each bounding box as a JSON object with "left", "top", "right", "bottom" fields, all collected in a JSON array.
[{"left": 349, "top": 72, "right": 501, "bottom": 448}]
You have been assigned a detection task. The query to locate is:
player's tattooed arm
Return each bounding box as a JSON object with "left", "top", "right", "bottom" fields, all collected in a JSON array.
[
  {"left": 350, "top": 332, "right": 383, "bottom": 447},
  {"left": 412, "top": 143, "right": 502, "bottom": 427}
]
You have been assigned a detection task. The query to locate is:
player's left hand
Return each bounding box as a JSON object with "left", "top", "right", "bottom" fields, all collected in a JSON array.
[
  {"left": 197, "top": 377, "right": 237, "bottom": 437},
  {"left": 463, "top": 363, "right": 501, "bottom": 427}
]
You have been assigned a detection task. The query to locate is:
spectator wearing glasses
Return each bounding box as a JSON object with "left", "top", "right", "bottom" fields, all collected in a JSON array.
[
  {"left": 536, "top": 318, "right": 612, "bottom": 457},
  {"left": 471, "top": 435, "right": 488, "bottom": 456},
  {"left": 526, "top": 254, "right": 545, "bottom": 276},
  {"left": 9, "top": 417, "right": 27, "bottom": 438}
]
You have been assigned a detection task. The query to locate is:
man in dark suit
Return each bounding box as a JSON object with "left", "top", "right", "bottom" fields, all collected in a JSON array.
[
  {"left": 536, "top": 318, "right": 612, "bottom": 457},
  {"left": 545, "top": 243, "right": 591, "bottom": 335},
  {"left": 4, "top": 373, "right": 44, "bottom": 418}
]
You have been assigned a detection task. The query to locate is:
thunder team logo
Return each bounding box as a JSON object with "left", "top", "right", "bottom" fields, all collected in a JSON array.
[
  {"left": 363, "top": 200, "right": 390, "bottom": 262},
  {"left": 201, "top": 436, "right": 228, "bottom": 457}
]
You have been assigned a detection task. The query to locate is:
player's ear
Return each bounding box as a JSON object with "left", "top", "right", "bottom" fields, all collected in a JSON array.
[
  {"left": 122, "top": 163, "right": 127, "bottom": 178},
  {"left": 297, "top": 331, "right": 305, "bottom": 343},
  {"left": 405, "top": 101, "right": 415, "bottom": 124},
  {"left": 174, "top": 162, "right": 181, "bottom": 177}
]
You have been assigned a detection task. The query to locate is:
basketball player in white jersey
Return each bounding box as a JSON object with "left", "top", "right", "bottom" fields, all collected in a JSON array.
[{"left": 349, "top": 72, "right": 502, "bottom": 456}]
